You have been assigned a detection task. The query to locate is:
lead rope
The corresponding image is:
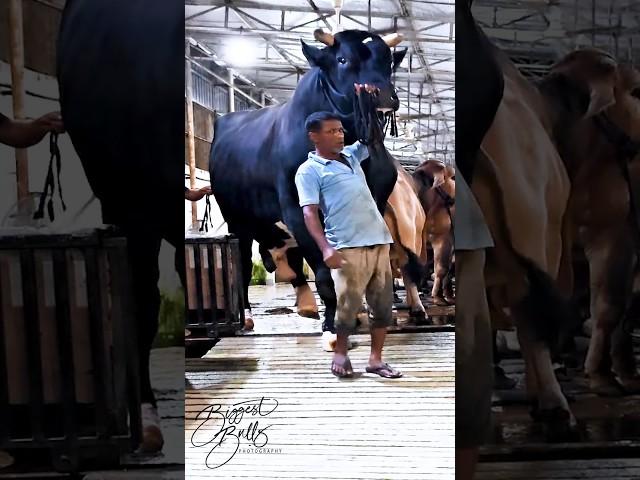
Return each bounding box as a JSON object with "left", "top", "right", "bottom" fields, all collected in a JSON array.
[
  {"left": 33, "top": 132, "right": 66, "bottom": 222},
  {"left": 199, "top": 193, "right": 213, "bottom": 233}
]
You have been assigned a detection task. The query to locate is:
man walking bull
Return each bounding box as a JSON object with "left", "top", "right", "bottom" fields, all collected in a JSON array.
[{"left": 295, "top": 89, "right": 402, "bottom": 379}]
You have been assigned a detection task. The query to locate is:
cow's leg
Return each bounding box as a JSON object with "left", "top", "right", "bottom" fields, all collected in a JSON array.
[
  {"left": 404, "top": 272, "right": 427, "bottom": 324},
  {"left": 514, "top": 316, "right": 576, "bottom": 438},
  {"left": 584, "top": 232, "right": 637, "bottom": 394},
  {"left": 287, "top": 246, "right": 320, "bottom": 319},
  {"left": 431, "top": 235, "right": 452, "bottom": 306}
]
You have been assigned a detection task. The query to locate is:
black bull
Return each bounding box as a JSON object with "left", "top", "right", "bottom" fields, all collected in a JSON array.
[
  {"left": 57, "top": 0, "right": 184, "bottom": 406},
  {"left": 210, "top": 30, "right": 407, "bottom": 333}
]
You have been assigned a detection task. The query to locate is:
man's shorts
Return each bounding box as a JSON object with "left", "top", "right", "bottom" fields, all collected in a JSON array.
[{"left": 330, "top": 244, "right": 393, "bottom": 334}]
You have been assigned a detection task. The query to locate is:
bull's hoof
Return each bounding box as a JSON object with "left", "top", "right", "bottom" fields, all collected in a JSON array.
[
  {"left": 296, "top": 285, "right": 319, "bottom": 318},
  {"left": 588, "top": 373, "right": 624, "bottom": 397},
  {"left": 444, "top": 294, "right": 455, "bottom": 305},
  {"left": 321, "top": 331, "right": 353, "bottom": 352},
  {"left": 617, "top": 374, "right": 640, "bottom": 395},
  {"left": 243, "top": 309, "right": 255, "bottom": 331},
  {"left": 298, "top": 308, "right": 321, "bottom": 319}
]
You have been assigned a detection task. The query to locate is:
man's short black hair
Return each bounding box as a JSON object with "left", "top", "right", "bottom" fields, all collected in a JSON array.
[{"left": 305, "top": 111, "right": 341, "bottom": 133}]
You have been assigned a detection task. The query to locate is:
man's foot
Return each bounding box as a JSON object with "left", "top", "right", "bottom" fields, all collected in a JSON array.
[
  {"left": 331, "top": 355, "right": 354, "bottom": 378},
  {"left": 138, "top": 403, "right": 164, "bottom": 454},
  {"left": 365, "top": 362, "right": 403, "bottom": 378}
]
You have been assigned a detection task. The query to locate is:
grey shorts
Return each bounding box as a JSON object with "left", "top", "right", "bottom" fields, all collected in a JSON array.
[{"left": 330, "top": 244, "right": 393, "bottom": 334}]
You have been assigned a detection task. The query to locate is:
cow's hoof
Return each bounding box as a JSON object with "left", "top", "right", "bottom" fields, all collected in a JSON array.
[
  {"left": 617, "top": 374, "right": 640, "bottom": 395},
  {"left": 432, "top": 296, "right": 448, "bottom": 306},
  {"left": 493, "top": 366, "right": 517, "bottom": 390},
  {"left": 444, "top": 295, "right": 455, "bottom": 305},
  {"left": 531, "top": 405, "right": 579, "bottom": 442},
  {"left": 588, "top": 373, "right": 624, "bottom": 397},
  {"left": 296, "top": 285, "right": 319, "bottom": 318},
  {"left": 409, "top": 310, "right": 430, "bottom": 325}
]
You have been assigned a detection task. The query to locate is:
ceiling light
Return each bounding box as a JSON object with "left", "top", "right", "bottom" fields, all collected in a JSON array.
[{"left": 224, "top": 38, "right": 259, "bottom": 67}]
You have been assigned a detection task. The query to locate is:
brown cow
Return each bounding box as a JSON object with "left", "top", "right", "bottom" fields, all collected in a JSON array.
[
  {"left": 542, "top": 57, "right": 640, "bottom": 395},
  {"left": 474, "top": 47, "right": 640, "bottom": 436},
  {"left": 413, "top": 160, "right": 455, "bottom": 306},
  {"left": 384, "top": 165, "right": 429, "bottom": 322}
]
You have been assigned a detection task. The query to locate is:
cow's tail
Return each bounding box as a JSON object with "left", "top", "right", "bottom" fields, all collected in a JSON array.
[
  {"left": 511, "top": 253, "right": 580, "bottom": 352},
  {"left": 401, "top": 246, "right": 426, "bottom": 287}
]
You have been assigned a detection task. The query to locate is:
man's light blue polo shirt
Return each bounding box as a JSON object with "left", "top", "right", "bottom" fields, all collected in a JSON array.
[{"left": 294, "top": 141, "right": 393, "bottom": 250}]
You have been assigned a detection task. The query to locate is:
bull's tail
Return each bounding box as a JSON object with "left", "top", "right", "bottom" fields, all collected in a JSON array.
[{"left": 401, "top": 245, "right": 426, "bottom": 288}]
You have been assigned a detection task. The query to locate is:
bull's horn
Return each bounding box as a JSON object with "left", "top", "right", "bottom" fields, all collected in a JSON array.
[
  {"left": 314, "top": 28, "right": 335, "bottom": 46},
  {"left": 381, "top": 33, "right": 403, "bottom": 48}
]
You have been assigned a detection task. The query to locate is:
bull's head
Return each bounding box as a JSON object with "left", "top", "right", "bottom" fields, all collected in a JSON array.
[{"left": 301, "top": 29, "right": 407, "bottom": 112}]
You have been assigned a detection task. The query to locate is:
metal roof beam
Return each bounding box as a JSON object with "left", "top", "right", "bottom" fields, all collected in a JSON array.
[{"left": 185, "top": 0, "right": 454, "bottom": 21}]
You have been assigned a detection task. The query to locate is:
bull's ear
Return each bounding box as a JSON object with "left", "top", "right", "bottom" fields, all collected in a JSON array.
[
  {"left": 392, "top": 48, "right": 407, "bottom": 72},
  {"left": 301, "top": 39, "right": 327, "bottom": 68}
]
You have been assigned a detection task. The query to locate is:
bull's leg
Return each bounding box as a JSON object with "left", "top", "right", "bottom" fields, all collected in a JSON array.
[
  {"left": 287, "top": 246, "right": 320, "bottom": 319},
  {"left": 228, "top": 225, "right": 256, "bottom": 331},
  {"left": 278, "top": 191, "right": 336, "bottom": 342},
  {"left": 584, "top": 232, "right": 635, "bottom": 395}
]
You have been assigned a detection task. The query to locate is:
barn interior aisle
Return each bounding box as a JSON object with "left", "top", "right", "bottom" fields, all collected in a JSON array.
[
  {"left": 185, "top": 332, "right": 454, "bottom": 479},
  {"left": 183, "top": 0, "right": 456, "bottom": 478},
  {"left": 464, "top": 0, "right": 640, "bottom": 478}
]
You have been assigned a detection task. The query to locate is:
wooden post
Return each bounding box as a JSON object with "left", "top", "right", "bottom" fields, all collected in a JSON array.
[
  {"left": 8, "top": 0, "right": 30, "bottom": 218},
  {"left": 185, "top": 42, "right": 198, "bottom": 228},
  {"left": 228, "top": 69, "right": 235, "bottom": 113}
]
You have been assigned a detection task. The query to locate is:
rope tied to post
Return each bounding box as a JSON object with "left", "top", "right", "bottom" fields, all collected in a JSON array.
[{"left": 33, "top": 132, "right": 66, "bottom": 222}]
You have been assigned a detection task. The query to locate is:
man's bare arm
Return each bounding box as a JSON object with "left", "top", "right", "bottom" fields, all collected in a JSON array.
[
  {"left": 0, "top": 112, "right": 65, "bottom": 149},
  {"left": 302, "top": 205, "right": 345, "bottom": 269}
]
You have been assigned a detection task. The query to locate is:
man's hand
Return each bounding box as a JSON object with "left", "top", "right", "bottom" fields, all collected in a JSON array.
[
  {"left": 323, "top": 246, "right": 346, "bottom": 269},
  {"left": 34, "top": 112, "right": 65, "bottom": 135},
  {"left": 0, "top": 111, "right": 65, "bottom": 148},
  {"left": 185, "top": 185, "right": 212, "bottom": 202}
]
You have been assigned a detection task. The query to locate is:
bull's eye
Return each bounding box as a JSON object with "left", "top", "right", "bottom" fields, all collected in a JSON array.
[{"left": 337, "top": 56, "right": 347, "bottom": 64}]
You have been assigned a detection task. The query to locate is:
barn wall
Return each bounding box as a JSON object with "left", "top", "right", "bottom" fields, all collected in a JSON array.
[
  {"left": 0, "top": 1, "right": 63, "bottom": 77},
  {"left": 185, "top": 101, "right": 215, "bottom": 172}
]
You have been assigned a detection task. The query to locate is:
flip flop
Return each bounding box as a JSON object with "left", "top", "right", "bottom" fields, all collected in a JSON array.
[
  {"left": 366, "top": 362, "right": 403, "bottom": 378},
  {"left": 331, "top": 356, "right": 354, "bottom": 378}
]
